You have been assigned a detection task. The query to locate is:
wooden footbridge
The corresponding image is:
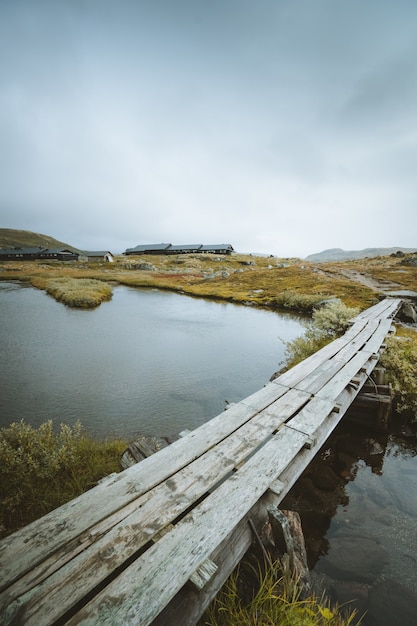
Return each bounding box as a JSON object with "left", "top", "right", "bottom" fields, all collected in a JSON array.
[{"left": 0, "top": 298, "right": 402, "bottom": 626}]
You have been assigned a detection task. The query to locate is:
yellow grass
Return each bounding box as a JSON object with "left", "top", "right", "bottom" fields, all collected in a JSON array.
[{"left": 4, "top": 251, "right": 413, "bottom": 311}]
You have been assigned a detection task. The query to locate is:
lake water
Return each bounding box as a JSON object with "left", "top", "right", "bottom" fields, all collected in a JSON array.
[{"left": 0, "top": 281, "right": 305, "bottom": 438}]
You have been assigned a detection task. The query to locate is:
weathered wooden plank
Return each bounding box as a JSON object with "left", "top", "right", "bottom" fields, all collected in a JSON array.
[
  {"left": 291, "top": 318, "right": 378, "bottom": 394},
  {"left": 0, "top": 384, "right": 291, "bottom": 592},
  {"left": 1, "top": 388, "right": 311, "bottom": 625},
  {"left": 355, "top": 298, "right": 401, "bottom": 321},
  {"left": 276, "top": 318, "right": 370, "bottom": 388},
  {"left": 64, "top": 428, "right": 310, "bottom": 626},
  {"left": 315, "top": 351, "right": 375, "bottom": 401},
  {"left": 361, "top": 319, "right": 395, "bottom": 355},
  {"left": 152, "top": 490, "right": 283, "bottom": 626}
]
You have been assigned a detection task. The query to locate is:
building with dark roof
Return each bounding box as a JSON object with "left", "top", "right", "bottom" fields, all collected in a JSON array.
[
  {"left": 0, "top": 247, "right": 79, "bottom": 261},
  {"left": 123, "top": 243, "right": 234, "bottom": 256},
  {"left": 200, "top": 244, "right": 234, "bottom": 254},
  {"left": 124, "top": 244, "right": 172, "bottom": 255}
]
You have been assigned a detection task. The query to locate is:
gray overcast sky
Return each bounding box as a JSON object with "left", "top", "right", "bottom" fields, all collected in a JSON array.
[{"left": 1, "top": 0, "right": 416, "bottom": 257}]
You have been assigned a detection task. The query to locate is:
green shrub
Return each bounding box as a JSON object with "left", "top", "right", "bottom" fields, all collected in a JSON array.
[
  {"left": 0, "top": 420, "right": 126, "bottom": 535},
  {"left": 270, "top": 291, "right": 333, "bottom": 312},
  {"left": 380, "top": 329, "right": 417, "bottom": 419},
  {"left": 284, "top": 301, "right": 359, "bottom": 369}
]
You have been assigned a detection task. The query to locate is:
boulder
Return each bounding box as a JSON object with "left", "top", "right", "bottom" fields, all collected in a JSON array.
[{"left": 398, "top": 302, "right": 417, "bottom": 323}]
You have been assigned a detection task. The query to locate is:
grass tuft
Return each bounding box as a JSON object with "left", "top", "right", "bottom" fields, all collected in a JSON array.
[{"left": 200, "top": 559, "right": 360, "bottom": 626}]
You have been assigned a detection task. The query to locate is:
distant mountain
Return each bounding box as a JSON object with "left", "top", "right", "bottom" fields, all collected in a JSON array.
[
  {"left": 305, "top": 247, "right": 417, "bottom": 263},
  {"left": 0, "top": 229, "right": 81, "bottom": 252}
]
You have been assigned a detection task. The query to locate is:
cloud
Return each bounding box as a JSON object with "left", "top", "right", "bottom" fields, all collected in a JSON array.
[{"left": 1, "top": 0, "right": 417, "bottom": 256}]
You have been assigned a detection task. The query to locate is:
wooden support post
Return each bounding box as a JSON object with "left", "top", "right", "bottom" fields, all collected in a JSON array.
[
  {"left": 372, "top": 367, "right": 386, "bottom": 386},
  {"left": 267, "top": 507, "right": 311, "bottom": 597}
]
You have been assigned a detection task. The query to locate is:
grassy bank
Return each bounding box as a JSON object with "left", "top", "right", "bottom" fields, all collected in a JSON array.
[{"left": 3, "top": 251, "right": 415, "bottom": 311}]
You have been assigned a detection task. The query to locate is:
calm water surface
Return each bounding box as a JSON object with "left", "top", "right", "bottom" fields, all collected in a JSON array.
[{"left": 0, "top": 281, "right": 305, "bottom": 437}]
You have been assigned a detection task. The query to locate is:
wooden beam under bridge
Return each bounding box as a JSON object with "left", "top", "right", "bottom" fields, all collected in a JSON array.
[{"left": 0, "top": 298, "right": 402, "bottom": 626}]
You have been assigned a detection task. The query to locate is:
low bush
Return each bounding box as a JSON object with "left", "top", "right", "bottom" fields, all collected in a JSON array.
[
  {"left": 380, "top": 327, "right": 417, "bottom": 419},
  {"left": 284, "top": 301, "right": 359, "bottom": 369},
  {"left": 269, "top": 291, "right": 333, "bottom": 312},
  {"left": 0, "top": 420, "right": 126, "bottom": 535}
]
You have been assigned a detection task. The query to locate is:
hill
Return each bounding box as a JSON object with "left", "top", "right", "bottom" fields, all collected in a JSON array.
[
  {"left": 0, "top": 229, "right": 81, "bottom": 252},
  {"left": 305, "top": 247, "right": 417, "bottom": 263}
]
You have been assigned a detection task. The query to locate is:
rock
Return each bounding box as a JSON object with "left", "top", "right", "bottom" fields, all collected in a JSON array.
[
  {"left": 366, "top": 580, "right": 417, "bottom": 626},
  {"left": 399, "top": 254, "right": 417, "bottom": 266},
  {"left": 137, "top": 262, "right": 157, "bottom": 271},
  {"left": 317, "top": 534, "right": 388, "bottom": 583},
  {"left": 398, "top": 302, "right": 417, "bottom": 323}
]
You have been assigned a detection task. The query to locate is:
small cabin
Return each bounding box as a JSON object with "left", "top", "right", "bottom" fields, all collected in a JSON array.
[{"left": 80, "top": 251, "right": 114, "bottom": 262}]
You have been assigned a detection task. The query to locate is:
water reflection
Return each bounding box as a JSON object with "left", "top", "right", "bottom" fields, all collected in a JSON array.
[{"left": 281, "top": 417, "right": 417, "bottom": 625}]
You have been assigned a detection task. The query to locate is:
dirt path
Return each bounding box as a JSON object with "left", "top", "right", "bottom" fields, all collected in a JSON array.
[{"left": 314, "top": 267, "right": 401, "bottom": 293}]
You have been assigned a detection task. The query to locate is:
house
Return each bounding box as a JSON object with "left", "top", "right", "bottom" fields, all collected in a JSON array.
[
  {"left": 200, "top": 244, "right": 234, "bottom": 255},
  {"left": 38, "top": 249, "right": 79, "bottom": 261},
  {"left": 80, "top": 251, "right": 114, "bottom": 262},
  {"left": 124, "top": 243, "right": 172, "bottom": 256},
  {"left": 0, "top": 247, "right": 79, "bottom": 261},
  {"left": 0, "top": 247, "right": 46, "bottom": 260}
]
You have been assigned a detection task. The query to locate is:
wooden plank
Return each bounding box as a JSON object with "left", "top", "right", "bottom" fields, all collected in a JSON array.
[
  {"left": 355, "top": 298, "right": 401, "bottom": 321},
  {"left": 361, "top": 319, "right": 395, "bottom": 354},
  {"left": 152, "top": 490, "right": 282, "bottom": 626},
  {"left": 275, "top": 348, "right": 385, "bottom": 503},
  {"left": 276, "top": 317, "right": 370, "bottom": 388},
  {"left": 64, "top": 427, "right": 310, "bottom": 626},
  {"left": 0, "top": 384, "right": 291, "bottom": 592},
  {"left": 1, "top": 388, "right": 311, "bottom": 625},
  {"left": 291, "top": 318, "right": 377, "bottom": 394},
  {"left": 315, "top": 351, "right": 374, "bottom": 401}
]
